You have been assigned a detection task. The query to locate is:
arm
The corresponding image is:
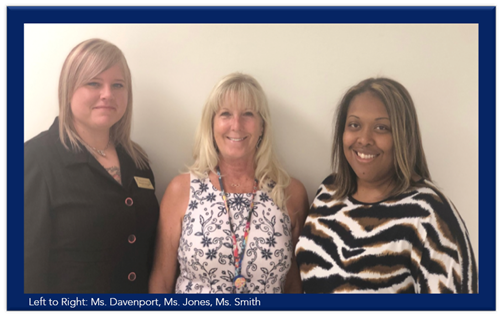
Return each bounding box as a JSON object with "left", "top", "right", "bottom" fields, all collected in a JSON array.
[
  {"left": 148, "top": 174, "right": 190, "bottom": 293},
  {"left": 24, "top": 144, "right": 52, "bottom": 293},
  {"left": 283, "top": 178, "right": 309, "bottom": 293},
  {"left": 414, "top": 192, "right": 478, "bottom": 293}
]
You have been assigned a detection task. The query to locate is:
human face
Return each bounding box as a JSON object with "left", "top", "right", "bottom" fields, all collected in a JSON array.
[
  {"left": 70, "top": 63, "right": 127, "bottom": 135},
  {"left": 343, "top": 92, "right": 394, "bottom": 186},
  {"left": 213, "top": 96, "right": 264, "bottom": 163}
]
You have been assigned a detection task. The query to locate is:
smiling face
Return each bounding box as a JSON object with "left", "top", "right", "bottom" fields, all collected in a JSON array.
[
  {"left": 343, "top": 91, "right": 395, "bottom": 186},
  {"left": 70, "top": 63, "right": 128, "bottom": 135},
  {"left": 213, "top": 94, "right": 264, "bottom": 163}
]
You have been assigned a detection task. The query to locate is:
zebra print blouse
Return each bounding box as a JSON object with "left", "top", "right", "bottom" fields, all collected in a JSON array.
[{"left": 295, "top": 175, "right": 478, "bottom": 293}]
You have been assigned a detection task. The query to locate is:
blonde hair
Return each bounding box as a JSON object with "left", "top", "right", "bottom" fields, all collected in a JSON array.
[
  {"left": 331, "top": 77, "right": 431, "bottom": 199},
  {"left": 189, "top": 73, "right": 291, "bottom": 210},
  {"left": 57, "top": 38, "right": 149, "bottom": 169}
]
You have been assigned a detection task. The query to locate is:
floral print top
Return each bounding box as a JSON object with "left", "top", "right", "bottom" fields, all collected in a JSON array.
[{"left": 175, "top": 173, "right": 293, "bottom": 293}]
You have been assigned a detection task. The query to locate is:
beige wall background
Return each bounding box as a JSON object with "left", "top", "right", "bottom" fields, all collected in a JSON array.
[{"left": 24, "top": 24, "right": 479, "bottom": 263}]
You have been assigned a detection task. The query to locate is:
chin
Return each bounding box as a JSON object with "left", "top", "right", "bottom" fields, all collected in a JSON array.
[
  {"left": 355, "top": 171, "right": 393, "bottom": 184},
  {"left": 220, "top": 151, "right": 253, "bottom": 161},
  {"left": 95, "top": 118, "right": 121, "bottom": 128}
]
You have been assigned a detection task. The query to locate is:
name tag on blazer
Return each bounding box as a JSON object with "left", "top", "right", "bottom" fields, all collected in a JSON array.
[{"left": 134, "top": 176, "right": 154, "bottom": 190}]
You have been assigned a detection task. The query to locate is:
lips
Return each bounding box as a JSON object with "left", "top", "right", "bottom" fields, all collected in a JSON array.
[
  {"left": 354, "top": 150, "right": 379, "bottom": 162},
  {"left": 93, "top": 105, "right": 116, "bottom": 110},
  {"left": 227, "top": 136, "right": 247, "bottom": 142}
]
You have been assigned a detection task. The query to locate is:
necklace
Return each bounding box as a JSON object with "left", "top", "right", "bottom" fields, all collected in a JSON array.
[
  {"left": 216, "top": 167, "right": 258, "bottom": 293},
  {"left": 83, "top": 140, "right": 110, "bottom": 157}
]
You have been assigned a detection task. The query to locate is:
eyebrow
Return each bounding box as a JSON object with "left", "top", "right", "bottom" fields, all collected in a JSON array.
[
  {"left": 218, "top": 107, "right": 255, "bottom": 112},
  {"left": 347, "top": 115, "right": 390, "bottom": 121},
  {"left": 91, "top": 77, "right": 125, "bottom": 82}
]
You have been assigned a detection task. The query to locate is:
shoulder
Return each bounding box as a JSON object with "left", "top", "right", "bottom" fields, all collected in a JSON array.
[
  {"left": 160, "top": 173, "right": 192, "bottom": 217},
  {"left": 403, "top": 183, "right": 469, "bottom": 240},
  {"left": 314, "top": 173, "right": 337, "bottom": 197},
  {"left": 24, "top": 130, "right": 53, "bottom": 155},
  {"left": 25, "top": 117, "right": 61, "bottom": 154},
  {"left": 24, "top": 130, "right": 62, "bottom": 169},
  {"left": 308, "top": 174, "right": 347, "bottom": 212},
  {"left": 414, "top": 183, "right": 459, "bottom": 218},
  {"left": 410, "top": 181, "right": 451, "bottom": 206},
  {"left": 165, "top": 173, "right": 191, "bottom": 195},
  {"left": 320, "top": 173, "right": 336, "bottom": 190},
  {"left": 286, "top": 177, "right": 307, "bottom": 198}
]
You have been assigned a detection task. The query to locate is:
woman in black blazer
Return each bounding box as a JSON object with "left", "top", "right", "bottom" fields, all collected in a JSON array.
[{"left": 24, "top": 38, "right": 159, "bottom": 293}]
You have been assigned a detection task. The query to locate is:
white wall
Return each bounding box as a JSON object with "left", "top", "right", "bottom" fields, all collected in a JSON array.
[{"left": 24, "top": 23, "right": 479, "bottom": 263}]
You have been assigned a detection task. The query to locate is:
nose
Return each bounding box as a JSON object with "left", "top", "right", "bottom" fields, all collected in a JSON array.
[
  {"left": 100, "top": 84, "right": 113, "bottom": 100},
  {"left": 357, "top": 127, "right": 374, "bottom": 146},
  {"left": 231, "top": 114, "right": 242, "bottom": 131}
]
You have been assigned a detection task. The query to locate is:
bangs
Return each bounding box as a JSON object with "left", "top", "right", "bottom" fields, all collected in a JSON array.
[
  {"left": 73, "top": 49, "right": 125, "bottom": 92},
  {"left": 214, "top": 81, "right": 263, "bottom": 114}
]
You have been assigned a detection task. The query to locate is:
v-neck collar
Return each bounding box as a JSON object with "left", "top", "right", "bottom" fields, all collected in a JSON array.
[{"left": 49, "top": 117, "right": 135, "bottom": 191}]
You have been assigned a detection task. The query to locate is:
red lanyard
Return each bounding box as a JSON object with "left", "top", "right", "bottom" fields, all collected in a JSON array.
[{"left": 216, "top": 167, "right": 258, "bottom": 291}]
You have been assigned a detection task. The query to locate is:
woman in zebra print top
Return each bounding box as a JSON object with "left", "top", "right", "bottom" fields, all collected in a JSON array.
[{"left": 295, "top": 78, "right": 477, "bottom": 293}]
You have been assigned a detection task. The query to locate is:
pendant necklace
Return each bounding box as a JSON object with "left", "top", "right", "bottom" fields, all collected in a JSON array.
[
  {"left": 216, "top": 166, "right": 258, "bottom": 293},
  {"left": 83, "top": 140, "right": 110, "bottom": 157}
]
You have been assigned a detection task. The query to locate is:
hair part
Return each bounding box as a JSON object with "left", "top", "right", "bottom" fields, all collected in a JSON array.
[
  {"left": 331, "top": 77, "right": 431, "bottom": 199},
  {"left": 58, "top": 38, "right": 149, "bottom": 169},
  {"left": 189, "top": 72, "right": 291, "bottom": 211}
]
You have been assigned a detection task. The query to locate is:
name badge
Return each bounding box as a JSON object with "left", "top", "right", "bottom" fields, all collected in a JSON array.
[{"left": 134, "top": 176, "right": 154, "bottom": 190}]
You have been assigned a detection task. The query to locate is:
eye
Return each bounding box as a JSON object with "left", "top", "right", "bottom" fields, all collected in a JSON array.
[
  {"left": 375, "top": 125, "right": 391, "bottom": 132},
  {"left": 243, "top": 111, "right": 254, "bottom": 117},
  {"left": 112, "top": 83, "right": 124, "bottom": 89},
  {"left": 346, "top": 122, "right": 360, "bottom": 129},
  {"left": 219, "top": 111, "right": 231, "bottom": 117},
  {"left": 87, "top": 82, "right": 100, "bottom": 87}
]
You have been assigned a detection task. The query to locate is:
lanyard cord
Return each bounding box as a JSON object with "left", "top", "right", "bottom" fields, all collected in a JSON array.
[{"left": 216, "top": 167, "right": 258, "bottom": 288}]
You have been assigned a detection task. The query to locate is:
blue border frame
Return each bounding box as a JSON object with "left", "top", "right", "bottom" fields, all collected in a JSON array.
[{"left": 10, "top": 6, "right": 495, "bottom": 311}]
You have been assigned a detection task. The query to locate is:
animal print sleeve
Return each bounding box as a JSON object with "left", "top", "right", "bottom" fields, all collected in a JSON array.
[{"left": 413, "top": 187, "right": 478, "bottom": 293}]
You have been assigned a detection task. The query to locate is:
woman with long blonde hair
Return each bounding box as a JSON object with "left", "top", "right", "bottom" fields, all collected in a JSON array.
[
  {"left": 150, "top": 73, "right": 308, "bottom": 293},
  {"left": 24, "top": 39, "right": 159, "bottom": 293}
]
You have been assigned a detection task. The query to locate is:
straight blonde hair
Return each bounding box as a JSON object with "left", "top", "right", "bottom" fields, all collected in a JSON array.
[
  {"left": 58, "top": 38, "right": 149, "bottom": 169},
  {"left": 331, "top": 77, "right": 431, "bottom": 199},
  {"left": 189, "top": 73, "right": 291, "bottom": 211}
]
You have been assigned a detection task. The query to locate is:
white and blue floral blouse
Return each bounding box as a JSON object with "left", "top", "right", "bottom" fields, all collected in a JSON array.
[{"left": 175, "top": 173, "right": 292, "bottom": 293}]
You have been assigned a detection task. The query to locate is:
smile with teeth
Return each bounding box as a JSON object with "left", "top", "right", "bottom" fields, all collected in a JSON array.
[
  {"left": 227, "top": 137, "right": 246, "bottom": 142},
  {"left": 356, "top": 151, "right": 377, "bottom": 159}
]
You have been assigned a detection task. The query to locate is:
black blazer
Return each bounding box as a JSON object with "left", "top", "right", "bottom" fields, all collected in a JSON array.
[{"left": 24, "top": 117, "right": 159, "bottom": 293}]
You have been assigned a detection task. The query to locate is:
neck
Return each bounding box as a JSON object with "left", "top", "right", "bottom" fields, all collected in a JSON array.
[
  {"left": 215, "top": 157, "right": 257, "bottom": 194},
  {"left": 354, "top": 176, "right": 396, "bottom": 203},
  {"left": 74, "top": 123, "right": 111, "bottom": 149},
  {"left": 217, "top": 156, "right": 255, "bottom": 180}
]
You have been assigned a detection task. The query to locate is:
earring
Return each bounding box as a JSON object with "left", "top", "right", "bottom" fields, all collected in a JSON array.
[
  {"left": 256, "top": 136, "right": 263, "bottom": 149},
  {"left": 214, "top": 139, "right": 219, "bottom": 152}
]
